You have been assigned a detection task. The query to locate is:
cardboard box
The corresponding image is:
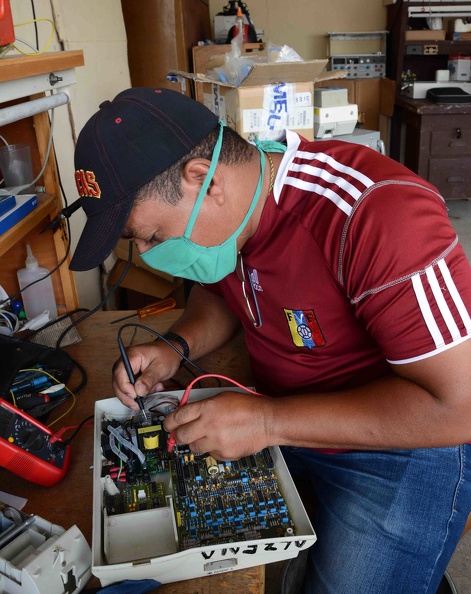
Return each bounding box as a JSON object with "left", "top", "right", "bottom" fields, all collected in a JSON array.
[
  {"left": 448, "top": 55, "right": 471, "bottom": 81},
  {"left": 108, "top": 259, "right": 183, "bottom": 301},
  {"left": 404, "top": 30, "right": 446, "bottom": 41},
  {"left": 170, "top": 60, "right": 343, "bottom": 142}
]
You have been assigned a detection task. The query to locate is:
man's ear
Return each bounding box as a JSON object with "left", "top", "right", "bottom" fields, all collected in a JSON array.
[{"left": 182, "top": 158, "right": 225, "bottom": 205}]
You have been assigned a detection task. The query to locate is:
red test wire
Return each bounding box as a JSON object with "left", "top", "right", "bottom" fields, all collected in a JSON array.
[{"left": 166, "top": 374, "right": 265, "bottom": 452}]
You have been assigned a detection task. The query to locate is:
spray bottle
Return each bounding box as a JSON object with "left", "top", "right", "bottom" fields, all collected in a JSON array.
[{"left": 17, "top": 244, "right": 58, "bottom": 321}]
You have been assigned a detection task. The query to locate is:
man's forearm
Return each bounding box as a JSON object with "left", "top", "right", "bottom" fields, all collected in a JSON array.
[
  {"left": 268, "top": 372, "right": 471, "bottom": 451},
  {"left": 168, "top": 284, "right": 241, "bottom": 362}
]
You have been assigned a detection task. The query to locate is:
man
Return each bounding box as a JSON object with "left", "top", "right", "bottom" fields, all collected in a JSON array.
[{"left": 70, "top": 87, "right": 471, "bottom": 593}]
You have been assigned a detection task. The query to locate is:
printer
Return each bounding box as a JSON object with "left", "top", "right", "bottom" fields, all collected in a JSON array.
[{"left": 313, "top": 87, "right": 358, "bottom": 139}]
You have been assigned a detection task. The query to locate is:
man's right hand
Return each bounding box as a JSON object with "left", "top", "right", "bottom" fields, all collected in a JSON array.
[{"left": 112, "top": 341, "right": 182, "bottom": 409}]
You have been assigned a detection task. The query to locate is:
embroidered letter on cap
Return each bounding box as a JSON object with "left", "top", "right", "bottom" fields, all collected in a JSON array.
[{"left": 75, "top": 169, "right": 101, "bottom": 198}]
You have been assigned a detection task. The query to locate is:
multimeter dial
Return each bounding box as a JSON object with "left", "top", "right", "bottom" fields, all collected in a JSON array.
[{"left": 13, "top": 419, "right": 46, "bottom": 451}]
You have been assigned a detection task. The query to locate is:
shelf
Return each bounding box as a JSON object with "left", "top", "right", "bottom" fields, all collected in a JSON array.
[
  {"left": 0, "top": 194, "right": 57, "bottom": 258},
  {"left": 0, "top": 50, "right": 82, "bottom": 313},
  {"left": 0, "top": 51, "right": 84, "bottom": 83},
  {"left": 404, "top": 39, "right": 471, "bottom": 52}
]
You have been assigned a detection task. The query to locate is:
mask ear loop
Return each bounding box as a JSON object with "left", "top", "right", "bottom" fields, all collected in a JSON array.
[
  {"left": 183, "top": 120, "right": 225, "bottom": 240},
  {"left": 182, "top": 122, "right": 267, "bottom": 247}
]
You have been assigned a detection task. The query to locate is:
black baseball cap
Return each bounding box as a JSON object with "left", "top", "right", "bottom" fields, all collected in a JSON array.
[{"left": 69, "top": 87, "right": 219, "bottom": 271}]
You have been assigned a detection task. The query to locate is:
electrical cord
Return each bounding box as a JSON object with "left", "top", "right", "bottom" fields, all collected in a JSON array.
[
  {"left": 0, "top": 215, "right": 72, "bottom": 309},
  {"left": 166, "top": 374, "right": 265, "bottom": 452},
  {"left": 51, "top": 414, "right": 94, "bottom": 446},
  {"left": 55, "top": 242, "right": 134, "bottom": 349},
  {"left": 116, "top": 322, "right": 216, "bottom": 380},
  {"left": 30, "top": 0, "right": 39, "bottom": 51},
  {"left": 13, "top": 18, "right": 55, "bottom": 55}
]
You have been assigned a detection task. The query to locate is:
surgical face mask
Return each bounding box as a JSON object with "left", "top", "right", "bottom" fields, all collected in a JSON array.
[{"left": 140, "top": 123, "right": 285, "bottom": 284}]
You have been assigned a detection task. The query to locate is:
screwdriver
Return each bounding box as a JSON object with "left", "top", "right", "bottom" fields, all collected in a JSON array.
[{"left": 111, "top": 297, "right": 177, "bottom": 325}]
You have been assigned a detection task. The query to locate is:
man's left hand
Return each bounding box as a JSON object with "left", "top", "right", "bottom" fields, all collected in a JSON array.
[{"left": 163, "top": 390, "right": 274, "bottom": 460}]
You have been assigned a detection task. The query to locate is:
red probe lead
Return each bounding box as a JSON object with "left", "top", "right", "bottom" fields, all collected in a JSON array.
[{"left": 166, "top": 374, "right": 264, "bottom": 452}]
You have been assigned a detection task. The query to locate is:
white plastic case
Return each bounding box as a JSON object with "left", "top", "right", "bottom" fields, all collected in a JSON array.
[
  {"left": 92, "top": 389, "right": 317, "bottom": 587},
  {"left": 0, "top": 512, "right": 91, "bottom": 594}
]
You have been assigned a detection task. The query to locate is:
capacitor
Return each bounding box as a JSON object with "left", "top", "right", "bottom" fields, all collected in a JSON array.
[{"left": 205, "top": 456, "right": 219, "bottom": 476}]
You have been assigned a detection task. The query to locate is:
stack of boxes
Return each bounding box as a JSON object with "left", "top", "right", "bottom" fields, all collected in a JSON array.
[{"left": 170, "top": 59, "right": 344, "bottom": 142}]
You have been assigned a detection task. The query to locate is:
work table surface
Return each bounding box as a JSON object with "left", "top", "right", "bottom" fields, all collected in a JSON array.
[{"left": 1, "top": 310, "right": 264, "bottom": 593}]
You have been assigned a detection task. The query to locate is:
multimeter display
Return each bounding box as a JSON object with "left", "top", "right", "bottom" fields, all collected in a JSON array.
[{"left": 0, "top": 398, "right": 70, "bottom": 486}]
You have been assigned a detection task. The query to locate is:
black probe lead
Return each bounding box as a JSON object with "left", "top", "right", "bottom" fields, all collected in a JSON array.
[{"left": 117, "top": 337, "right": 149, "bottom": 421}]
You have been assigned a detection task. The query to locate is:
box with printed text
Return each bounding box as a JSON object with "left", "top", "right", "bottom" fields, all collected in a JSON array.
[{"left": 170, "top": 60, "right": 343, "bottom": 142}]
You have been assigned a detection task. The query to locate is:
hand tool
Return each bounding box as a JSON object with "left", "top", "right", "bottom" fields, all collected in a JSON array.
[{"left": 110, "top": 297, "right": 177, "bottom": 324}]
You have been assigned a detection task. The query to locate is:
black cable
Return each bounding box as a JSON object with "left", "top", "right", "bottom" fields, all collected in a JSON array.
[
  {"left": 55, "top": 242, "right": 134, "bottom": 349},
  {"left": 116, "top": 322, "right": 218, "bottom": 381},
  {"left": 61, "top": 414, "right": 94, "bottom": 446},
  {"left": 0, "top": 217, "right": 72, "bottom": 308},
  {"left": 68, "top": 356, "right": 88, "bottom": 394},
  {"left": 30, "top": 0, "right": 39, "bottom": 51}
]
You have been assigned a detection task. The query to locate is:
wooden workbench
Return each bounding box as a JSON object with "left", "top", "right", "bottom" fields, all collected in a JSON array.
[{"left": 1, "top": 310, "right": 264, "bottom": 593}]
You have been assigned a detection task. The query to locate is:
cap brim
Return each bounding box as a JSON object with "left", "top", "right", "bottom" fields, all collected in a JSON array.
[{"left": 69, "top": 196, "right": 134, "bottom": 271}]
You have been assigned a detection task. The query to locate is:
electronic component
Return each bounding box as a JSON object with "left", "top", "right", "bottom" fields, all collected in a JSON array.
[
  {"left": 92, "top": 391, "right": 317, "bottom": 586},
  {"left": 330, "top": 54, "right": 386, "bottom": 78},
  {"left": 98, "top": 403, "right": 295, "bottom": 553},
  {"left": 0, "top": 397, "right": 70, "bottom": 486}
]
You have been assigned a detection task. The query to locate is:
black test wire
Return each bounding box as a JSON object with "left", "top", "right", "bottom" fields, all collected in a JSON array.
[
  {"left": 55, "top": 242, "right": 134, "bottom": 349},
  {"left": 116, "top": 322, "right": 220, "bottom": 408}
]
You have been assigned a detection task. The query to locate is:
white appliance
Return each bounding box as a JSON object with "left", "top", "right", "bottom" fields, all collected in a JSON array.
[
  {"left": 317, "top": 128, "right": 385, "bottom": 154},
  {"left": 403, "top": 80, "right": 471, "bottom": 99},
  {"left": 314, "top": 104, "right": 359, "bottom": 138}
]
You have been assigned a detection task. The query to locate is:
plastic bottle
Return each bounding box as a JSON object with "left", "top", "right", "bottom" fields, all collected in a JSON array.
[
  {"left": 235, "top": 7, "right": 245, "bottom": 44},
  {"left": 17, "top": 244, "right": 58, "bottom": 321}
]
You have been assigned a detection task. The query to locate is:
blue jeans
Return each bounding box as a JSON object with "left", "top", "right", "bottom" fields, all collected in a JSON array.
[{"left": 281, "top": 445, "right": 471, "bottom": 594}]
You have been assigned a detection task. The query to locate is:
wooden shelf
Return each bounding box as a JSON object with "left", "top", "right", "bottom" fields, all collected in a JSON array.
[
  {"left": 404, "top": 39, "right": 471, "bottom": 53},
  {"left": 0, "top": 51, "right": 83, "bottom": 313},
  {"left": 0, "top": 195, "right": 57, "bottom": 258},
  {"left": 0, "top": 51, "right": 84, "bottom": 83}
]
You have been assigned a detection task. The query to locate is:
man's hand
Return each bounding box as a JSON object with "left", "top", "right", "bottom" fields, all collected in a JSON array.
[
  {"left": 112, "top": 341, "right": 181, "bottom": 409},
  {"left": 163, "top": 390, "right": 274, "bottom": 460}
]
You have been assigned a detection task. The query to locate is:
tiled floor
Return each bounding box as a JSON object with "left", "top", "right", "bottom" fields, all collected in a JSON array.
[{"left": 265, "top": 199, "right": 471, "bottom": 594}]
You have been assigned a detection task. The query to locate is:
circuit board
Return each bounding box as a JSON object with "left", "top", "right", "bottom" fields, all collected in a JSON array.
[
  {"left": 172, "top": 448, "right": 294, "bottom": 550},
  {"left": 100, "top": 411, "right": 296, "bottom": 552}
]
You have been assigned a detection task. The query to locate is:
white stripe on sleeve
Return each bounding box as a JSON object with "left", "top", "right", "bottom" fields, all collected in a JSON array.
[
  {"left": 438, "top": 258, "right": 471, "bottom": 333},
  {"left": 425, "top": 265, "right": 461, "bottom": 340},
  {"left": 412, "top": 273, "right": 444, "bottom": 348}
]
